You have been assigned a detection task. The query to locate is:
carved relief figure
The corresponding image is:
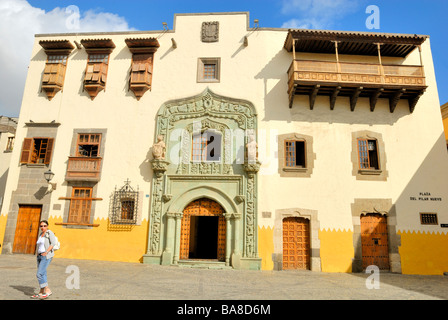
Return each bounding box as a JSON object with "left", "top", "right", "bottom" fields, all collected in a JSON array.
[
  {"left": 246, "top": 134, "right": 258, "bottom": 163},
  {"left": 152, "top": 135, "right": 166, "bottom": 160}
]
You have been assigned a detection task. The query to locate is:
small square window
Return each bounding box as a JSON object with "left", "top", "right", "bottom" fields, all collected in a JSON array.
[
  {"left": 420, "top": 213, "right": 438, "bottom": 225},
  {"left": 198, "top": 58, "right": 220, "bottom": 83}
]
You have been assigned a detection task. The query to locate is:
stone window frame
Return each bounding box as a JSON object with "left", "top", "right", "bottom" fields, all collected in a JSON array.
[
  {"left": 60, "top": 128, "right": 107, "bottom": 229},
  {"left": 351, "top": 130, "right": 388, "bottom": 181},
  {"left": 278, "top": 133, "right": 315, "bottom": 178},
  {"left": 197, "top": 58, "right": 221, "bottom": 83}
]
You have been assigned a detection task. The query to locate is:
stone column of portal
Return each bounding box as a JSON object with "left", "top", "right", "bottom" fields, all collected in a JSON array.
[
  {"left": 224, "top": 213, "right": 232, "bottom": 266},
  {"left": 173, "top": 212, "right": 183, "bottom": 265},
  {"left": 161, "top": 212, "right": 176, "bottom": 265},
  {"left": 233, "top": 213, "right": 242, "bottom": 255}
]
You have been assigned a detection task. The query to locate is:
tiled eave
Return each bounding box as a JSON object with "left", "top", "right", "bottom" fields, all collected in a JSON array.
[{"left": 284, "top": 29, "right": 428, "bottom": 57}]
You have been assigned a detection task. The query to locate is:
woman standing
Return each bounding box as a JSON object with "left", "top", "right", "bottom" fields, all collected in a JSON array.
[{"left": 31, "top": 220, "right": 55, "bottom": 299}]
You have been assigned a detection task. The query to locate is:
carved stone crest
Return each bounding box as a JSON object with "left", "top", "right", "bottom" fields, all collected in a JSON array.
[{"left": 202, "top": 21, "right": 219, "bottom": 42}]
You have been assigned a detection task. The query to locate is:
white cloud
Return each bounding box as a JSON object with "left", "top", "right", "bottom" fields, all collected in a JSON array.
[
  {"left": 0, "top": 0, "right": 135, "bottom": 117},
  {"left": 280, "top": 0, "right": 362, "bottom": 29}
]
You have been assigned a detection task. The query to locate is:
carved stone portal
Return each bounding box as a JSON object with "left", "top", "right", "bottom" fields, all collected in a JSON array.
[
  {"left": 202, "top": 21, "right": 219, "bottom": 42},
  {"left": 144, "top": 88, "right": 261, "bottom": 270}
]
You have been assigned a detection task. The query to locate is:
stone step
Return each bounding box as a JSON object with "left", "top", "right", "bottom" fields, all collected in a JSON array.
[{"left": 176, "top": 260, "right": 233, "bottom": 270}]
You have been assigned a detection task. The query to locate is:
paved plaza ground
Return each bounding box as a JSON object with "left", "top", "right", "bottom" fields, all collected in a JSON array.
[{"left": 1, "top": 253, "right": 447, "bottom": 302}]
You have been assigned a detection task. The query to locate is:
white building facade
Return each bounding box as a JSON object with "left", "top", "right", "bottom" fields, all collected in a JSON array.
[{"left": 0, "top": 12, "right": 447, "bottom": 274}]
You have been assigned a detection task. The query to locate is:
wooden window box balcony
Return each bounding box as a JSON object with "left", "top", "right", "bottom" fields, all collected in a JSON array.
[
  {"left": 287, "top": 59, "right": 427, "bottom": 112},
  {"left": 65, "top": 156, "right": 102, "bottom": 182}
]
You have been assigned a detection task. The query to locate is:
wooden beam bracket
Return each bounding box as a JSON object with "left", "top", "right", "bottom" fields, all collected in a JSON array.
[
  {"left": 370, "top": 88, "right": 384, "bottom": 112},
  {"left": 408, "top": 89, "right": 425, "bottom": 113},
  {"left": 309, "top": 85, "right": 320, "bottom": 110},
  {"left": 330, "top": 86, "right": 341, "bottom": 110},
  {"left": 389, "top": 88, "right": 406, "bottom": 113},
  {"left": 350, "top": 87, "right": 363, "bottom": 112}
]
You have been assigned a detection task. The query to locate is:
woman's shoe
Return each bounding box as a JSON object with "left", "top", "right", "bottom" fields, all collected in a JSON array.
[{"left": 39, "top": 293, "right": 50, "bottom": 299}]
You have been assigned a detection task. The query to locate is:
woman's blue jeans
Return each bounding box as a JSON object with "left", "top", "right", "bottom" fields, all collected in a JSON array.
[{"left": 36, "top": 255, "right": 52, "bottom": 289}]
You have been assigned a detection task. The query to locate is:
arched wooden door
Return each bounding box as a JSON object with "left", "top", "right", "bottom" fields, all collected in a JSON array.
[
  {"left": 180, "top": 198, "right": 226, "bottom": 261},
  {"left": 361, "top": 213, "right": 390, "bottom": 270},
  {"left": 282, "top": 217, "right": 310, "bottom": 270}
]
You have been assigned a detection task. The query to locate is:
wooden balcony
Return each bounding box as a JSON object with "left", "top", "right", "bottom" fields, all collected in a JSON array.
[
  {"left": 288, "top": 59, "right": 426, "bottom": 112},
  {"left": 283, "top": 29, "right": 429, "bottom": 113},
  {"left": 66, "top": 157, "right": 102, "bottom": 181}
]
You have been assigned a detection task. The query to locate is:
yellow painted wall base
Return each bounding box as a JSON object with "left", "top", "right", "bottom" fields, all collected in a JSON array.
[
  {"left": 47, "top": 217, "right": 148, "bottom": 263},
  {"left": 258, "top": 226, "right": 274, "bottom": 271},
  {"left": 319, "top": 229, "right": 354, "bottom": 273},
  {"left": 0, "top": 215, "right": 7, "bottom": 254},
  {"left": 257, "top": 226, "right": 355, "bottom": 272},
  {"left": 399, "top": 230, "right": 448, "bottom": 275}
]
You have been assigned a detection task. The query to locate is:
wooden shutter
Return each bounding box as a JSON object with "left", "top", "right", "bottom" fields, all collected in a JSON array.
[
  {"left": 20, "top": 138, "right": 33, "bottom": 164},
  {"left": 68, "top": 188, "right": 93, "bottom": 224},
  {"left": 44, "top": 138, "right": 54, "bottom": 165}
]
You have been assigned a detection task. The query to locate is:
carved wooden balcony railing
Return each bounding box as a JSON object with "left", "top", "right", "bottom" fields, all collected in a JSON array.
[
  {"left": 66, "top": 157, "right": 102, "bottom": 181},
  {"left": 288, "top": 59, "right": 427, "bottom": 112}
]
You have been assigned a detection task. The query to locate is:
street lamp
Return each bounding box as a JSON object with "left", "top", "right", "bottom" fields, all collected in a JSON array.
[{"left": 44, "top": 169, "right": 56, "bottom": 191}]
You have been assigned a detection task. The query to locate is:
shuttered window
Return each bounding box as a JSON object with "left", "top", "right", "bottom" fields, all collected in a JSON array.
[
  {"left": 68, "top": 187, "right": 93, "bottom": 224},
  {"left": 42, "top": 55, "right": 67, "bottom": 87},
  {"left": 20, "top": 138, "right": 54, "bottom": 165},
  {"left": 84, "top": 54, "right": 109, "bottom": 85},
  {"left": 130, "top": 53, "right": 153, "bottom": 84}
]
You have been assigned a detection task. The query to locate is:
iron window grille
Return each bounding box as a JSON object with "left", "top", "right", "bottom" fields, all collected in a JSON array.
[
  {"left": 420, "top": 213, "right": 438, "bottom": 225},
  {"left": 110, "top": 180, "right": 139, "bottom": 225}
]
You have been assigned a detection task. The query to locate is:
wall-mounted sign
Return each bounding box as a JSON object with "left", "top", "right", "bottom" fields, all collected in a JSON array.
[
  {"left": 441, "top": 224, "right": 448, "bottom": 228},
  {"left": 410, "top": 192, "right": 442, "bottom": 202}
]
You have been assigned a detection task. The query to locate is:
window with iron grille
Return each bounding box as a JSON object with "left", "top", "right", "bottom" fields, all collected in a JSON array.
[
  {"left": 420, "top": 213, "right": 438, "bottom": 225},
  {"left": 110, "top": 180, "right": 139, "bottom": 225}
]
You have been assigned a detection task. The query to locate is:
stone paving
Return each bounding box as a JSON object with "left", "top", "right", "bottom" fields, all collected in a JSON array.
[{"left": 1, "top": 253, "right": 447, "bottom": 301}]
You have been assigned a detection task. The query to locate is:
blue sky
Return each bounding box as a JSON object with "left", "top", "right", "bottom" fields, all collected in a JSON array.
[{"left": 1, "top": 0, "right": 447, "bottom": 116}]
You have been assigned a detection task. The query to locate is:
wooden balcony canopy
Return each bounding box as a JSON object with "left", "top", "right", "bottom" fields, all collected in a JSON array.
[
  {"left": 125, "top": 38, "right": 160, "bottom": 53},
  {"left": 81, "top": 38, "right": 116, "bottom": 53},
  {"left": 39, "top": 40, "right": 75, "bottom": 55},
  {"left": 285, "top": 29, "right": 428, "bottom": 113},
  {"left": 284, "top": 29, "right": 428, "bottom": 57}
]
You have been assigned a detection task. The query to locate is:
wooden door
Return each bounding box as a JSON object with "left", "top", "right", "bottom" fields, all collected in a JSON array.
[
  {"left": 282, "top": 217, "right": 310, "bottom": 270},
  {"left": 13, "top": 205, "right": 42, "bottom": 254},
  {"left": 361, "top": 213, "right": 390, "bottom": 270},
  {"left": 180, "top": 198, "right": 226, "bottom": 261}
]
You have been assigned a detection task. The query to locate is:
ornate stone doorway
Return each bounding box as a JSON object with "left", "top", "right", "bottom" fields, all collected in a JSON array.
[
  {"left": 143, "top": 88, "right": 261, "bottom": 270},
  {"left": 180, "top": 198, "right": 226, "bottom": 261}
]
